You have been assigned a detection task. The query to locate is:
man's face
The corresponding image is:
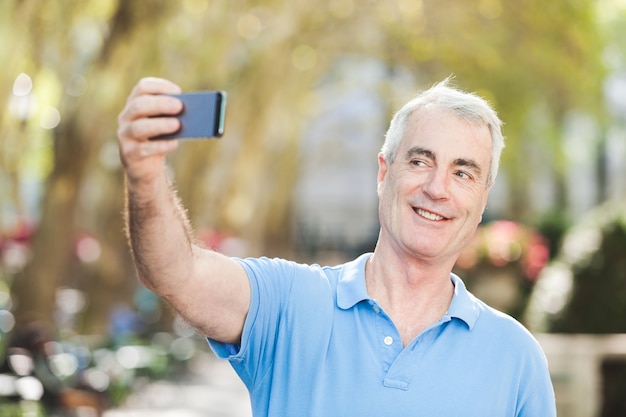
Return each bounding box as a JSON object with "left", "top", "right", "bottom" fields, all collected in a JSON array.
[{"left": 377, "top": 107, "right": 493, "bottom": 265}]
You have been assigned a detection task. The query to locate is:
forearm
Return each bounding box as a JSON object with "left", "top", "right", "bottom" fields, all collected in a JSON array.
[
  {"left": 124, "top": 168, "right": 195, "bottom": 295},
  {"left": 117, "top": 78, "right": 250, "bottom": 342}
]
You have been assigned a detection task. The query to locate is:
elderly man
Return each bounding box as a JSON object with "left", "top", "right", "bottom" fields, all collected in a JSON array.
[{"left": 118, "top": 77, "right": 556, "bottom": 416}]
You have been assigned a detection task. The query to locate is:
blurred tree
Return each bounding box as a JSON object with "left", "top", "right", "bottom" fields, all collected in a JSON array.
[
  {"left": 4, "top": 0, "right": 180, "bottom": 333},
  {"left": 378, "top": 0, "right": 606, "bottom": 218},
  {"left": 0, "top": 0, "right": 609, "bottom": 335}
]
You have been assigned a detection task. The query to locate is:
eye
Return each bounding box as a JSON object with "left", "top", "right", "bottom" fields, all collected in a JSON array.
[
  {"left": 410, "top": 159, "right": 426, "bottom": 167},
  {"left": 455, "top": 171, "right": 472, "bottom": 180}
]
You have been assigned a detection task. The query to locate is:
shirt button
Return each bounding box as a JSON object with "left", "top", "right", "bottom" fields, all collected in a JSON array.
[
  {"left": 383, "top": 336, "right": 394, "bottom": 346},
  {"left": 373, "top": 305, "right": 381, "bottom": 314}
]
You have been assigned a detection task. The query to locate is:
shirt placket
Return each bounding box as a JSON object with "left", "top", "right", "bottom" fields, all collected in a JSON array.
[{"left": 370, "top": 300, "right": 451, "bottom": 390}]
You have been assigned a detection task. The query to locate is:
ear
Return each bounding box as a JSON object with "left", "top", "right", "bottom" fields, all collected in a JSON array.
[{"left": 377, "top": 153, "right": 389, "bottom": 195}]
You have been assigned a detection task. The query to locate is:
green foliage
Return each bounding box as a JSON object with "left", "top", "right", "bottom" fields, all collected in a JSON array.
[
  {"left": 533, "top": 209, "right": 573, "bottom": 261},
  {"left": 549, "top": 220, "right": 626, "bottom": 333},
  {"left": 0, "top": 0, "right": 609, "bottom": 227},
  {"left": 0, "top": 402, "right": 45, "bottom": 417},
  {"left": 389, "top": 0, "right": 606, "bottom": 216},
  {"left": 0, "top": 0, "right": 617, "bottom": 333}
]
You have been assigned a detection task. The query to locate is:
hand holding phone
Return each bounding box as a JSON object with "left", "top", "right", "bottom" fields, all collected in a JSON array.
[{"left": 151, "top": 91, "right": 227, "bottom": 140}]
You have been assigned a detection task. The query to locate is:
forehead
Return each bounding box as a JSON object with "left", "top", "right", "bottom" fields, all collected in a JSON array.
[{"left": 401, "top": 107, "right": 493, "bottom": 161}]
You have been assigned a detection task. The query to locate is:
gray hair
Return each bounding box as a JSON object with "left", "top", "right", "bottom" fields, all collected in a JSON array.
[{"left": 381, "top": 78, "right": 505, "bottom": 187}]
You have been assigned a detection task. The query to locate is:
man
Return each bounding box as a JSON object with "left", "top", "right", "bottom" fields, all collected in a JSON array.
[{"left": 118, "top": 77, "right": 556, "bottom": 416}]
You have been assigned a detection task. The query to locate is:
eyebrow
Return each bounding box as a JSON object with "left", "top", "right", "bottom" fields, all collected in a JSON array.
[
  {"left": 405, "top": 146, "right": 435, "bottom": 161},
  {"left": 404, "top": 146, "right": 483, "bottom": 177}
]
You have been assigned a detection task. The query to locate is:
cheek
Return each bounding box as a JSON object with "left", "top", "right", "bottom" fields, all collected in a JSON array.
[
  {"left": 377, "top": 173, "right": 397, "bottom": 202},
  {"left": 377, "top": 180, "right": 399, "bottom": 221},
  {"left": 465, "top": 187, "right": 489, "bottom": 215}
]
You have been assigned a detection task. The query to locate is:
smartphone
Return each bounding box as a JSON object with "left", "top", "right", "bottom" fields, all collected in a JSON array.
[{"left": 151, "top": 91, "right": 227, "bottom": 140}]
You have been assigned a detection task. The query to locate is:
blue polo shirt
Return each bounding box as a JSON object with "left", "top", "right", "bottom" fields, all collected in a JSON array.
[{"left": 209, "top": 253, "right": 556, "bottom": 417}]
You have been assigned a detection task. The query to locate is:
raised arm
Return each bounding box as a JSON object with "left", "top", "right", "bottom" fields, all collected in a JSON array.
[{"left": 117, "top": 77, "right": 250, "bottom": 344}]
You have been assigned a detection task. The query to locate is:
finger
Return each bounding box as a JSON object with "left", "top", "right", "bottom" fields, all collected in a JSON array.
[
  {"left": 121, "top": 94, "right": 183, "bottom": 124},
  {"left": 129, "top": 77, "right": 182, "bottom": 100},
  {"left": 120, "top": 132, "right": 179, "bottom": 161},
  {"left": 122, "top": 78, "right": 183, "bottom": 122},
  {"left": 118, "top": 116, "right": 181, "bottom": 142},
  {"left": 131, "top": 138, "right": 179, "bottom": 159}
]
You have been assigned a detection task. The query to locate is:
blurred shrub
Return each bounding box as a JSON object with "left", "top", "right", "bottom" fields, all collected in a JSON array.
[
  {"left": 549, "top": 219, "right": 626, "bottom": 333},
  {"left": 525, "top": 201, "right": 626, "bottom": 333},
  {"left": 454, "top": 220, "right": 551, "bottom": 319}
]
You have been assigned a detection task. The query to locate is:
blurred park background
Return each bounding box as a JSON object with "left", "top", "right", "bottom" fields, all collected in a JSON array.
[{"left": 1, "top": 0, "right": 626, "bottom": 416}]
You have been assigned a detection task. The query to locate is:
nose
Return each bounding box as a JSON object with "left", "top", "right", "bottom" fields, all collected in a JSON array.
[{"left": 422, "top": 168, "right": 450, "bottom": 201}]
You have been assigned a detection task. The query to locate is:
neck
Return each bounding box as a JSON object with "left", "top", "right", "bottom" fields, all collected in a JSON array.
[
  {"left": 367, "top": 242, "right": 456, "bottom": 292},
  {"left": 365, "top": 247, "right": 455, "bottom": 346}
]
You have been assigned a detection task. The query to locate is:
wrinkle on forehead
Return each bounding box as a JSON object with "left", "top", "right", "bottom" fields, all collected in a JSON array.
[{"left": 400, "top": 108, "right": 492, "bottom": 183}]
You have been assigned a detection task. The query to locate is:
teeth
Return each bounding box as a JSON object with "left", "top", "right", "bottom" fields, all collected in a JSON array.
[{"left": 417, "top": 208, "right": 444, "bottom": 221}]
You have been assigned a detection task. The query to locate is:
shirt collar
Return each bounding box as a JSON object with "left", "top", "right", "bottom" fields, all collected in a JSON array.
[
  {"left": 337, "top": 253, "right": 372, "bottom": 309},
  {"left": 448, "top": 273, "right": 480, "bottom": 329},
  {"left": 336, "top": 253, "right": 480, "bottom": 330}
]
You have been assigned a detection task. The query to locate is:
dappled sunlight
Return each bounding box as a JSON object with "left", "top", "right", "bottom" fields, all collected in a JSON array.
[{"left": 1, "top": 0, "right": 626, "bottom": 415}]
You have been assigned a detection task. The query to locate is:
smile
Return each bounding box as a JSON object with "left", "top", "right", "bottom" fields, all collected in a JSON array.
[{"left": 415, "top": 207, "right": 446, "bottom": 221}]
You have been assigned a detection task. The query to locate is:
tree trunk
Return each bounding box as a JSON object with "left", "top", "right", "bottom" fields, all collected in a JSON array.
[{"left": 11, "top": 118, "right": 89, "bottom": 330}]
